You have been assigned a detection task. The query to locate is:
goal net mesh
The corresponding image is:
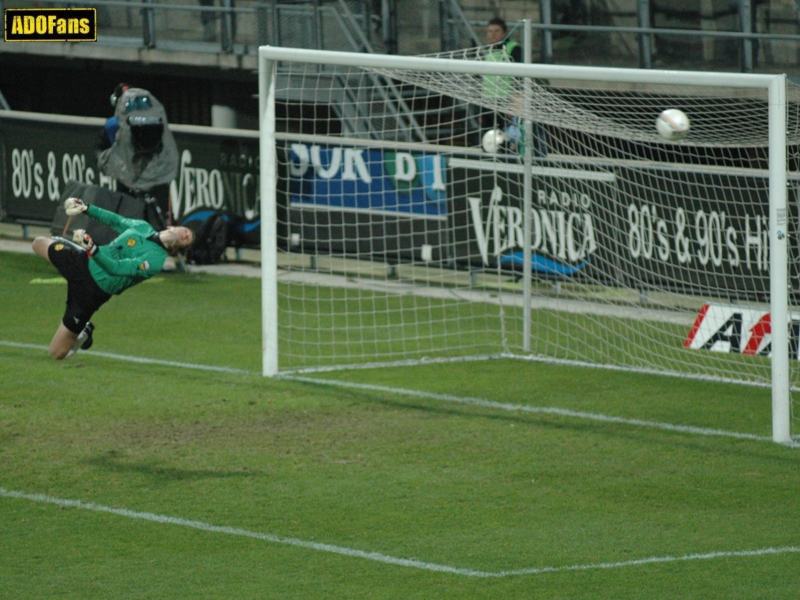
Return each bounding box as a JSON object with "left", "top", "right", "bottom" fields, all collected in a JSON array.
[{"left": 267, "top": 45, "right": 800, "bottom": 426}]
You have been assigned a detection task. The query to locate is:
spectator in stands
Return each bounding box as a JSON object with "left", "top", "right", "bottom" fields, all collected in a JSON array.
[
  {"left": 480, "top": 17, "right": 521, "bottom": 134},
  {"left": 32, "top": 197, "right": 194, "bottom": 360},
  {"left": 480, "top": 17, "right": 548, "bottom": 158}
]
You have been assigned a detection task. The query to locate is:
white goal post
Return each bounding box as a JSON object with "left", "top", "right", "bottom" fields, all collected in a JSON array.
[{"left": 258, "top": 45, "right": 795, "bottom": 443}]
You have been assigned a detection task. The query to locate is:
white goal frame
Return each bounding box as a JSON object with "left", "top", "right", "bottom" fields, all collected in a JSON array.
[{"left": 257, "top": 45, "right": 790, "bottom": 444}]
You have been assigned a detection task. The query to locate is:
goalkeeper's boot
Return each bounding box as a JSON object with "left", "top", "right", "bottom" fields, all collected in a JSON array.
[
  {"left": 80, "top": 322, "right": 94, "bottom": 350},
  {"left": 65, "top": 322, "right": 94, "bottom": 359}
]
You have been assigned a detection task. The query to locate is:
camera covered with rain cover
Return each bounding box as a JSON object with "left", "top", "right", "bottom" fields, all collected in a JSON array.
[
  {"left": 127, "top": 115, "right": 164, "bottom": 154},
  {"left": 97, "top": 87, "right": 178, "bottom": 193}
]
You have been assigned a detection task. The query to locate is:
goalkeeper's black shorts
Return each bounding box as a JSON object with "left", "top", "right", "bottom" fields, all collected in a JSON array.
[{"left": 48, "top": 238, "right": 112, "bottom": 334}]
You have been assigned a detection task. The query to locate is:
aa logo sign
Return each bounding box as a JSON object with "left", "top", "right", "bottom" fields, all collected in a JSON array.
[
  {"left": 684, "top": 303, "right": 800, "bottom": 359},
  {"left": 4, "top": 8, "right": 96, "bottom": 42}
]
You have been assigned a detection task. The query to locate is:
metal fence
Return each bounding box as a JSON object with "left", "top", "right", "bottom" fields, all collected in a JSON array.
[
  {"left": 0, "top": 0, "right": 374, "bottom": 53},
  {"left": 2, "top": 0, "right": 800, "bottom": 73},
  {"left": 441, "top": 0, "right": 800, "bottom": 76}
]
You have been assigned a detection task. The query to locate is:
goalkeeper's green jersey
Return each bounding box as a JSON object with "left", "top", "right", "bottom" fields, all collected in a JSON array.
[{"left": 86, "top": 205, "right": 168, "bottom": 295}]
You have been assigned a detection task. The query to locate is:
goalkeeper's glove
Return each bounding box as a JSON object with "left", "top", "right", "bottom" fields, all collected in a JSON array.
[
  {"left": 64, "top": 197, "right": 88, "bottom": 216},
  {"left": 72, "top": 229, "right": 97, "bottom": 258}
]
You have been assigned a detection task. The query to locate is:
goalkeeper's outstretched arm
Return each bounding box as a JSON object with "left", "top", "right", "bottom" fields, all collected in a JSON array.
[{"left": 64, "top": 197, "right": 154, "bottom": 235}]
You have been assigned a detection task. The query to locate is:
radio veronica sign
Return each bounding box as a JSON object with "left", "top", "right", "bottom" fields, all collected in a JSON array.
[
  {"left": 448, "top": 158, "right": 795, "bottom": 299},
  {"left": 449, "top": 158, "right": 610, "bottom": 277}
]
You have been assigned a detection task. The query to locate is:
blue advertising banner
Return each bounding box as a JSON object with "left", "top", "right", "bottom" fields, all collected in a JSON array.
[{"left": 288, "top": 143, "right": 447, "bottom": 220}]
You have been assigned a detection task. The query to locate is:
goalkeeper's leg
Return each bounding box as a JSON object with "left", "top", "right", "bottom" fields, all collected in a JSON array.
[
  {"left": 63, "top": 322, "right": 94, "bottom": 359},
  {"left": 32, "top": 236, "right": 56, "bottom": 263},
  {"left": 32, "top": 236, "right": 84, "bottom": 264},
  {"left": 50, "top": 322, "right": 82, "bottom": 360},
  {"left": 51, "top": 321, "right": 95, "bottom": 360},
  {"left": 37, "top": 238, "right": 109, "bottom": 360}
]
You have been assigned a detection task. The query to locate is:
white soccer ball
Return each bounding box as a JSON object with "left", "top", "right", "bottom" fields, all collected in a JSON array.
[
  {"left": 482, "top": 128, "right": 506, "bottom": 153},
  {"left": 656, "top": 109, "right": 691, "bottom": 142}
]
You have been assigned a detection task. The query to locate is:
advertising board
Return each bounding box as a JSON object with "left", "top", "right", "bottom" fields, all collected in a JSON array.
[{"left": 2, "top": 111, "right": 797, "bottom": 301}]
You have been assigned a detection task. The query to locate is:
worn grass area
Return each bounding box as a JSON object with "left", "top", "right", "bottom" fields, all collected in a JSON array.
[{"left": 1, "top": 250, "right": 799, "bottom": 598}]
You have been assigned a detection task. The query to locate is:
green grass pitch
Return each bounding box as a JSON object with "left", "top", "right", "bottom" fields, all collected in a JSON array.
[{"left": 1, "top": 250, "right": 799, "bottom": 598}]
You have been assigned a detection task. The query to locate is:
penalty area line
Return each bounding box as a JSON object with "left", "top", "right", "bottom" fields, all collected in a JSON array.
[{"left": 2, "top": 487, "right": 798, "bottom": 578}]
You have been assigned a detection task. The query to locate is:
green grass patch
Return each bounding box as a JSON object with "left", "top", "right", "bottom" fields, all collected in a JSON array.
[{"left": 1, "top": 250, "right": 799, "bottom": 598}]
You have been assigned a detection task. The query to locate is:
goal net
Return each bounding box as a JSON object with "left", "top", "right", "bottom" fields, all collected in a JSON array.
[{"left": 257, "top": 45, "right": 800, "bottom": 442}]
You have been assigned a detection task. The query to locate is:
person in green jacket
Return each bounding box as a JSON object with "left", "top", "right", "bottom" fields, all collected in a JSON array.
[
  {"left": 480, "top": 17, "right": 522, "bottom": 133},
  {"left": 32, "top": 197, "right": 194, "bottom": 360},
  {"left": 480, "top": 16, "right": 549, "bottom": 157}
]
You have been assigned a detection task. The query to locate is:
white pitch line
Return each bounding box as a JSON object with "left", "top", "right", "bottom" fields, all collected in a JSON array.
[
  {"left": 2, "top": 488, "right": 798, "bottom": 578},
  {"left": 0, "top": 341, "right": 250, "bottom": 375},
  {"left": 1, "top": 339, "right": 790, "bottom": 445},
  {"left": 493, "top": 545, "right": 800, "bottom": 576},
  {"left": 286, "top": 375, "right": 777, "bottom": 443},
  {"left": 0, "top": 488, "right": 488, "bottom": 577}
]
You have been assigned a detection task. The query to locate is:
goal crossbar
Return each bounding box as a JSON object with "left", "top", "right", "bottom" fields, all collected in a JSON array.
[{"left": 258, "top": 45, "right": 779, "bottom": 89}]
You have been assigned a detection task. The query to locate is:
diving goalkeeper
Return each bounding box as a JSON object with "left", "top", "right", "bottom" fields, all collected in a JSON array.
[{"left": 32, "top": 197, "right": 194, "bottom": 360}]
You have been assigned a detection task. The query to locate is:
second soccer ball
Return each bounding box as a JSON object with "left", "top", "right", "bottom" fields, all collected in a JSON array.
[
  {"left": 655, "top": 109, "right": 691, "bottom": 142},
  {"left": 482, "top": 128, "right": 506, "bottom": 153}
]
